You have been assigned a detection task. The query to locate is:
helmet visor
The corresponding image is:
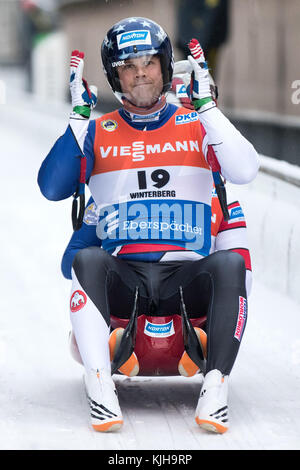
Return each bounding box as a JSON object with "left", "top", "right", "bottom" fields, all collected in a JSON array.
[{"left": 115, "top": 54, "right": 164, "bottom": 107}]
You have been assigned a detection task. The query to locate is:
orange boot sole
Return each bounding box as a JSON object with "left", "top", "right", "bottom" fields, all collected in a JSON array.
[
  {"left": 178, "top": 328, "right": 207, "bottom": 377},
  {"left": 109, "top": 328, "right": 139, "bottom": 377}
]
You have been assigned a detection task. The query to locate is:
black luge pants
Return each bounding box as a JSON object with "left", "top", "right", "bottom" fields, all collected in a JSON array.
[{"left": 72, "top": 248, "right": 247, "bottom": 375}]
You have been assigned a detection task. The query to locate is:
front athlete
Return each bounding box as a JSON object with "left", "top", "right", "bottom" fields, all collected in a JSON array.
[{"left": 38, "top": 17, "right": 259, "bottom": 433}]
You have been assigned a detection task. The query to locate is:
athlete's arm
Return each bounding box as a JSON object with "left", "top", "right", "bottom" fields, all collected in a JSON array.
[
  {"left": 199, "top": 108, "right": 259, "bottom": 185},
  {"left": 37, "top": 51, "right": 97, "bottom": 201},
  {"left": 188, "top": 39, "right": 259, "bottom": 184},
  {"left": 37, "top": 121, "right": 95, "bottom": 200},
  {"left": 214, "top": 200, "right": 252, "bottom": 296},
  {"left": 61, "top": 196, "right": 101, "bottom": 279}
]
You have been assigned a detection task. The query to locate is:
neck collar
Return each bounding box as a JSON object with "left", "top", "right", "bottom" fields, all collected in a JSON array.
[{"left": 122, "top": 96, "right": 167, "bottom": 122}]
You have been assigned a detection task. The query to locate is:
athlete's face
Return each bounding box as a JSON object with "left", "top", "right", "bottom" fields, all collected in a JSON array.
[{"left": 117, "top": 55, "right": 163, "bottom": 108}]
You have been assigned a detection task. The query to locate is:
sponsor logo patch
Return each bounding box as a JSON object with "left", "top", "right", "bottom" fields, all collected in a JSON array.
[
  {"left": 228, "top": 206, "right": 245, "bottom": 223},
  {"left": 175, "top": 112, "right": 198, "bottom": 125},
  {"left": 98, "top": 139, "right": 200, "bottom": 162},
  {"left": 176, "top": 83, "right": 188, "bottom": 98},
  {"left": 144, "top": 319, "right": 175, "bottom": 338},
  {"left": 112, "top": 60, "right": 125, "bottom": 68},
  {"left": 117, "top": 30, "right": 151, "bottom": 49},
  {"left": 234, "top": 296, "right": 247, "bottom": 341},
  {"left": 101, "top": 119, "right": 118, "bottom": 132},
  {"left": 83, "top": 202, "right": 100, "bottom": 225},
  {"left": 211, "top": 187, "right": 218, "bottom": 198},
  {"left": 96, "top": 198, "right": 210, "bottom": 254},
  {"left": 70, "top": 290, "right": 87, "bottom": 313}
]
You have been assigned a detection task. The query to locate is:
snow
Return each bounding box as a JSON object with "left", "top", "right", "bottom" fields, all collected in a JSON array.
[{"left": 1, "top": 88, "right": 300, "bottom": 451}]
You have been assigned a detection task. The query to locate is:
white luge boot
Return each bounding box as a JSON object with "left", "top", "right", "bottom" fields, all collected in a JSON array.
[
  {"left": 84, "top": 368, "right": 123, "bottom": 432},
  {"left": 195, "top": 369, "right": 229, "bottom": 434}
]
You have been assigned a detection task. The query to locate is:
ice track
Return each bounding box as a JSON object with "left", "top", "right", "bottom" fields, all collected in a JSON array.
[{"left": 1, "top": 92, "right": 300, "bottom": 450}]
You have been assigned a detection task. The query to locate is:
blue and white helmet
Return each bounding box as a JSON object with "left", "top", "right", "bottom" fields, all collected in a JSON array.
[{"left": 101, "top": 17, "right": 174, "bottom": 102}]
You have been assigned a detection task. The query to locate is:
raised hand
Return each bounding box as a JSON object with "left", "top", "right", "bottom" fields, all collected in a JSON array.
[
  {"left": 188, "top": 38, "right": 206, "bottom": 64},
  {"left": 69, "top": 50, "right": 97, "bottom": 119},
  {"left": 187, "top": 39, "right": 215, "bottom": 112}
]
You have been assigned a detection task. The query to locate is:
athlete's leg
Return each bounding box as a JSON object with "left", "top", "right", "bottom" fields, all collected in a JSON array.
[
  {"left": 70, "top": 247, "right": 145, "bottom": 371},
  {"left": 156, "top": 251, "right": 247, "bottom": 433},
  {"left": 156, "top": 250, "right": 247, "bottom": 375},
  {"left": 69, "top": 247, "right": 146, "bottom": 432}
]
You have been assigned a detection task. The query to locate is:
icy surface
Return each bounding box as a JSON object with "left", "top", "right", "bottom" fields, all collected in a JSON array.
[{"left": 1, "top": 91, "right": 300, "bottom": 450}]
